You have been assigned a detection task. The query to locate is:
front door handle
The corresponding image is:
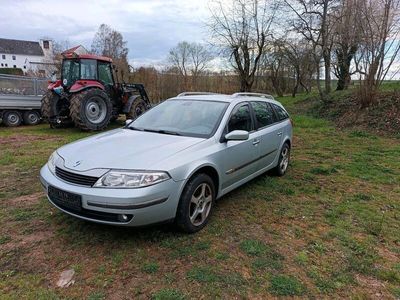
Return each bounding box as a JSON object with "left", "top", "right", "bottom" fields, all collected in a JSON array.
[
  {"left": 277, "top": 132, "right": 282, "bottom": 136},
  {"left": 252, "top": 139, "right": 260, "bottom": 146}
]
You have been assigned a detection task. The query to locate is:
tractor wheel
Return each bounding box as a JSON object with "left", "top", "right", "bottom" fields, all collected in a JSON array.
[
  {"left": 126, "top": 97, "right": 148, "bottom": 120},
  {"left": 41, "top": 91, "right": 71, "bottom": 128},
  {"left": 41, "top": 91, "right": 53, "bottom": 120},
  {"left": 70, "top": 88, "right": 112, "bottom": 131}
]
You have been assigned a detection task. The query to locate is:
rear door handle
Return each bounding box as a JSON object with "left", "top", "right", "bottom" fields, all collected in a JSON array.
[
  {"left": 277, "top": 132, "right": 282, "bottom": 136},
  {"left": 252, "top": 139, "right": 260, "bottom": 145}
]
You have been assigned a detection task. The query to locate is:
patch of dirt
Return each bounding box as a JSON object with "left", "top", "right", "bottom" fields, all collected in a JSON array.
[
  {"left": 0, "top": 226, "right": 54, "bottom": 252},
  {"left": 377, "top": 247, "right": 400, "bottom": 265},
  {"left": 355, "top": 274, "right": 393, "bottom": 299},
  {"left": 8, "top": 192, "right": 43, "bottom": 207},
  {"left": 0, "top": 135, "right": 62, "bottom": 147}
]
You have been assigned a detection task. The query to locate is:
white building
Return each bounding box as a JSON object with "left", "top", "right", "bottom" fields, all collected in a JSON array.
[{"left": 0, "top": 38, "right": 55, "bottom": 76}]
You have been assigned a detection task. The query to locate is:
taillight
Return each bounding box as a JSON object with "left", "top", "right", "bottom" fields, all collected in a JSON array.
[{"left": 290, "top": 118, "right": 294, "bottom": 127}]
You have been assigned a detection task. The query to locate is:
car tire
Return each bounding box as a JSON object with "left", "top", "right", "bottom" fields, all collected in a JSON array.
[
  {"left": 23, "top": 110, "right": 41, "bottom": 125},
  {"left": 175, "top": 173, "right": 215, "bottom": 233},
  {"left": 3, "top": 110, "right": 22, "bottom": 127},
  {"left": 273, "top": 143, "right": 290, "bottom": 176}
]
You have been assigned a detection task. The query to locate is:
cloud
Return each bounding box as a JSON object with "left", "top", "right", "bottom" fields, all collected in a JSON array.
[{"left": 0, "top": 0, "right": 211, "bottom": 66}]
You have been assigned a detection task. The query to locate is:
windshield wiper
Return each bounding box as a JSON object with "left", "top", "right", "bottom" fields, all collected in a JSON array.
[{"left": 142, "top": 128, "right": 181, "bottom": 136}]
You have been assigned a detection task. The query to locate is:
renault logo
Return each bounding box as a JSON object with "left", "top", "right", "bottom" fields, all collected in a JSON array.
[{"left": 72, "top": 160, "right": 82, "bottom": 168}]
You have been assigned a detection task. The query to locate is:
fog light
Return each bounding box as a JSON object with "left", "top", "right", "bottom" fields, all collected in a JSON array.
[{"left": 119, "top": 214, "right": 129, "bottom": 222}]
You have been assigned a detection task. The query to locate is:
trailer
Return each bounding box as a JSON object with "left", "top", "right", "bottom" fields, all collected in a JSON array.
[{"left": 0, "top": 74, "right": 48, "bottom": 127}]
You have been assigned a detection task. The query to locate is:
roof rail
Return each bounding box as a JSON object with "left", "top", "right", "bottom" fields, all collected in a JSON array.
[
  {"left": 177, "top": 92, "right": 220, "bottom": 97},
  {"left": 232, "top": 92, "right": 275, "bottom": 100}
]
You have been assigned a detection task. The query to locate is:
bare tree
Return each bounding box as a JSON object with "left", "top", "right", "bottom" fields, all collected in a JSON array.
[
  {"left": 355, "top": 0, "right": 400, "bottom": 106},
  {"left": 208, "top": 0, "right": 278, "bottom": 92},
  {"left": 284, "top": 0, "right": 338, "bottom": 98},
  {"left": 282, "top": 38, "right": 316, "bottom": 97},
  {"left": 190, "top": 43, "right": 214, "bottom": 82},
  {"left": 259, "top": 40, "right": 286, "bottom": 96},
  {"left": 332, "top": 0, "right": 361, "bottom": 90},
  {"left": 168, "top": 41, "right": 191, "bottom": 79},
  {"left": 91, "top": 24, "right": 129, "bottom": 80},
  {"left": 168, "top": 41, "right": 214, "bottom": 90}
]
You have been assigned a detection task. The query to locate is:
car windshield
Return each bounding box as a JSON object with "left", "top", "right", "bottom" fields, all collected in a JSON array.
[{"left": 128, "top": 99, "right": 228, "bottom": 138}]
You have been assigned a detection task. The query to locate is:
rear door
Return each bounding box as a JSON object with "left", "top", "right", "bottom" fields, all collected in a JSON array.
[
  {"left": 221, "top": 103, "right": 259, "bottom": 189},
  {"left": 250, "top": 101, "right": 283, "bottom": 170}
]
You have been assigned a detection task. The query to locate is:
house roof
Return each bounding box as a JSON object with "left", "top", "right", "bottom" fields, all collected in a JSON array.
[
  {"left": 62, "top": 45, "right": 112, "bottom": 62},
  {"left": 61, "top": 45, "right": 88, "bottom": 56},
  {"left": 0, "top": 38, "right": 44, "bottom": 56}
]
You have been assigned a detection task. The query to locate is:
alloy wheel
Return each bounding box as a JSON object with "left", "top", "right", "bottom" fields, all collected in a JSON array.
[
  {"left": 189, "top": 183, "right": 212, "bottom": 226},
  {"left": 280, "top": 147, "right": 290, "bottom": 173}
]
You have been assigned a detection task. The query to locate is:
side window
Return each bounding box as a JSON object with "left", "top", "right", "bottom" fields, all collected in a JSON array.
[
  {"left": 250, "top": 101, "right": 275, "bottom": 128},
  {"left": 227, "top": 104, "right": 252, "bottom": 133},
  {"left": 98, "top": 62, "right": 113, "bottom": 85},
  {"left": 272, "top": 104, "right": 289, "bottom": 121}
]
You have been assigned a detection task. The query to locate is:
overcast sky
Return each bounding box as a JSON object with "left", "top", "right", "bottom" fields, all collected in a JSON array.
[{"left": 0, "top": 0, "right": 211, "bottom": 67}]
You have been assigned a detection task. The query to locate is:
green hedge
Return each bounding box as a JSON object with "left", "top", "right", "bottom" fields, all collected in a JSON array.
[{"left": 0, "top": 68, "right": 24, "bottom": 76}]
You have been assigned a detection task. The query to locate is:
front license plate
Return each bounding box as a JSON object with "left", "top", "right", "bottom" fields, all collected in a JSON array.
[{"left": 48, "top": 185, "right": 82, "bottom": 212}]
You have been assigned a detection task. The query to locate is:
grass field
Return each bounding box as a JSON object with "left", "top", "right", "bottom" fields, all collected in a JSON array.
[{"left": 0, "top": 96, "right": 399, "bottom": 299}]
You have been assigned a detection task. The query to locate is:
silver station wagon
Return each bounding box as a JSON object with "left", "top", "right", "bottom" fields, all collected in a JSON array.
[{"left": 40, "top": 92, "right": 293, "bottom": 233}]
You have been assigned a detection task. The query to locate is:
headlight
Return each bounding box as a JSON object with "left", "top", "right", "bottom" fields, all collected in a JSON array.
[
  {"left": 94, "top": 170, "right": 170, "bottom": 188},
  {"left": 48, "top": 151, "right": 57, "bottom": 174}
]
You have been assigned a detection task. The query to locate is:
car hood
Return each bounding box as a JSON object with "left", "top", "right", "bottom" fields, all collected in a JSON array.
[{"left": 57, "top": 129, "right": 204, "bottom": 172}]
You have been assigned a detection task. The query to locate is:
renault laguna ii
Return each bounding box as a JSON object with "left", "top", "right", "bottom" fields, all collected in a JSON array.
[{"left": 40, "top": 92, "right": 292, "bottom": 233}]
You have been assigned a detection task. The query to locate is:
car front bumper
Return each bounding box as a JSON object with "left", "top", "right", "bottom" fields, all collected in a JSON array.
[{"left": 39, "top": 165, "right": 184, "bottom": 226}]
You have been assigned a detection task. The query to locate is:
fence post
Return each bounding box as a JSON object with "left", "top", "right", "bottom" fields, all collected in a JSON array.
[{"left": 33, "top": 78, "right": 38, "bottom": 96}]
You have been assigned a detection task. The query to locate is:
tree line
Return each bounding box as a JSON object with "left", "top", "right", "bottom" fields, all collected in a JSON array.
[{"left": 52, "top": 0, "right": 400, "bottom": 106}]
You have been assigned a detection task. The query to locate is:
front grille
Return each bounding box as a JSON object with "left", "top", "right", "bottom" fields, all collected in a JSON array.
[{"left": 55, "top": 166, "right": 99, "bottom": 186}]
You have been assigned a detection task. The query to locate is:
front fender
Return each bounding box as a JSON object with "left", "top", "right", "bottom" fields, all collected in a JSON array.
[
  {"left": 47, "top": 80, "right": 61, "bottom": 90},
  {"left": 69, "top": 80, "right": 105, "bottom": 93},
  {"left": 171, "top": 161, "right": 222, "bottom": 198}
]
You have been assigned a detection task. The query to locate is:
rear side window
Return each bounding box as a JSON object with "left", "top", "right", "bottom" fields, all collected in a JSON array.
[
  {"left": 227, "top": 104, "right": 252, "bottom": 132},
  {"left": 250, "top": 101, "right": 275, "bottom": 129},
  {"left": 272, "top": 104, "right": 289, "bottom": 121}
]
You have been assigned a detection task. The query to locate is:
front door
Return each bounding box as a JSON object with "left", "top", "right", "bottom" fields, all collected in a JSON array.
[{"left": 221, "top": 103, "right": 260, "bottom": 189}]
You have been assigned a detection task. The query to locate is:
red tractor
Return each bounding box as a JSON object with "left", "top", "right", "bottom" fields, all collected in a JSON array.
[{"left": 41, "top": 52, "right": 150, "bottom": 131}]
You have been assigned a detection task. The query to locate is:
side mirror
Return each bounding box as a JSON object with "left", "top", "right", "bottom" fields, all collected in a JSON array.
[
  {"left": 225, "top": 130, "right": 249, "bottom": 141},
  {"left": 125, "top": 119, "right": 133, "bottom": 126}
]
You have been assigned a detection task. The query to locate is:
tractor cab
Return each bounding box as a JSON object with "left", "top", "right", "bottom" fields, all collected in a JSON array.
[{"left": 61, "top": 54, "right": 115, "bottom": 91}]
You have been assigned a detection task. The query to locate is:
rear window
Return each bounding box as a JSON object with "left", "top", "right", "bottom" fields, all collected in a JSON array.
[
  {"left": 250, "top": 101, "right": 275, "bottom": 128},
  {"left": 272, "top": 104, "right": 289, "bottom": 121}
]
